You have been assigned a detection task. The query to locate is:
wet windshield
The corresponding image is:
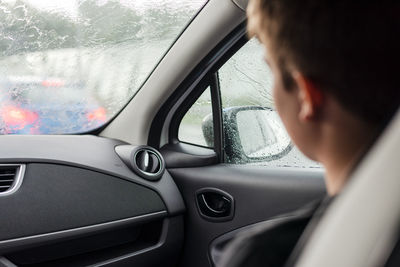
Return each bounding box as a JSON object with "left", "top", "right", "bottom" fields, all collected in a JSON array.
[{"left": 0, "top": 0, "right": 206, "bottom": 134}]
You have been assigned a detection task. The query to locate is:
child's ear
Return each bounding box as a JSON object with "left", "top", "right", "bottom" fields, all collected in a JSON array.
[{"left": 292, "top": 71, "right": 324, "bottom": 122}]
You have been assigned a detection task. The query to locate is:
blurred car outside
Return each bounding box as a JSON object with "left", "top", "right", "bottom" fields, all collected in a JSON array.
[{"left": 0, "top": 75, "right": 107, "bottom": 134}]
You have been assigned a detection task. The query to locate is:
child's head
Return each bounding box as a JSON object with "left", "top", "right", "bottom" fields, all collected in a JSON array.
[{"left": 247, "top": 0, "right": 399, "bottom": 162}]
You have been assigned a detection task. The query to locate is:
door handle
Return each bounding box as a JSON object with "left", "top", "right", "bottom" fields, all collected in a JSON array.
[{"left": 196, "top": 188, "right": 234, "bottom": 222}]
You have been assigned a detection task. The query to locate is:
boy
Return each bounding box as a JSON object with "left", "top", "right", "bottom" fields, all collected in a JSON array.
[{"left": 219, "top": 0, "right": 400, "bottom": 266}]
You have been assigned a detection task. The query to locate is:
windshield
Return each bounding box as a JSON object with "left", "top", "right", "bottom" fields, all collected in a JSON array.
[{"left": 0, "top": 0, "right": 206, "bottom": 134}]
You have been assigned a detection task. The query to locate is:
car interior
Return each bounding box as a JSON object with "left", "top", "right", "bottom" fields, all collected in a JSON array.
[{"left": 0, "top": 0, "right": 397, "bottom": 266}]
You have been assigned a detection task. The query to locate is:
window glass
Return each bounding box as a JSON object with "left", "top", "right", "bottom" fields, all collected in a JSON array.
[
  {"left": 0, "top": 0, "right": 206, "bottom": 134},
  {"left": 220, "top": 39, "right": 274, "bottom": 109},
  {"left": 219, "top": 39, "right": 320, "bottom": 168},
  {"left": 179, "top": 87, "right": 213, "bottom": 147}
]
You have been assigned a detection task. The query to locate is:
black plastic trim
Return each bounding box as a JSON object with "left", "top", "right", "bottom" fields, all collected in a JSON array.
[
  {"left": 160, "top": 143, "right": 218, "bottom": 169},
  {"left": 90, "top": 216, "right": 184, "bottom": 267},
  {"left": 210, "top": 73, "right": 224, "bottom": 160},
  {"left": 92, "top": 217, "right": 182, "bottom": 267},
  {"left": 196, "top": 188, "right": 235, "bottom": 222},
  {"left": 4, "top": 216, "right": 184, "bottom": 267},
  {"left": 0, "top": 211, "right": 167, "bottom": 254}
]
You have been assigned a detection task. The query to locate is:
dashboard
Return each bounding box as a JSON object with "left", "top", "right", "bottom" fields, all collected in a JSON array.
[{"left": 0, "top": 135, "right": 185, "bottom": 266}]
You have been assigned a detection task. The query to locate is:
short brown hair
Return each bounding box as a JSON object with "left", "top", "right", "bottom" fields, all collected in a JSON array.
[{"left": 255, "top": 0, "right": 400, "bottom": 126}]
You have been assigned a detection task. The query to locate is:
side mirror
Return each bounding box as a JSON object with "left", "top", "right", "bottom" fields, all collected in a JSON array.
[{"left": 202, "top": 106, "right": 292, "bottom": 163}]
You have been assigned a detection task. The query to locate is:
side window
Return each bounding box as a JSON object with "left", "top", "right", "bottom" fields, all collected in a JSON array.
[
  {"left": 219, "top": 39, "right": 319, "bottom": 168},
  {"left": 178, "top": 86, "right": 213, "bottom": 147}
]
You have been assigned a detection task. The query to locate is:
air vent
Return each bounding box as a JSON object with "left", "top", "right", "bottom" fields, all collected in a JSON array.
[
  {"left": 135, "top": 150, "right": 161, "bottom": 175},
  {"left": 0, "top": 164, "right": 25, "bottom": 195},
  {"left": 115, "top": 145, "right": 165, "bottom": 181},
  {"left": 132, "top": 148, "right": 164, "bottom": 181}
]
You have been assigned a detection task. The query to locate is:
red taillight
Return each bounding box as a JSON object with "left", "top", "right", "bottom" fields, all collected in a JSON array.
[
  {"left": 1, "top": 106, "right": 38, "bottom": 128},
  {"left": 87, "top": 107, "right": 107, "bottom": 122},
  {"left": 41, "top": 80, "right": 65, "bottom": 87}
]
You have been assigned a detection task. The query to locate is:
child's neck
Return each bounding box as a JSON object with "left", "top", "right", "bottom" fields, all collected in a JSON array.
[{"left": 320, "top": 117, "right": 378, "bottom": 196}]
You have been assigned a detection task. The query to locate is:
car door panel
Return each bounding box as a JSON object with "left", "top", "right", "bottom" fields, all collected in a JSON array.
[{"left": 167, "top": 160, "right": 325, "bottom": 267}]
